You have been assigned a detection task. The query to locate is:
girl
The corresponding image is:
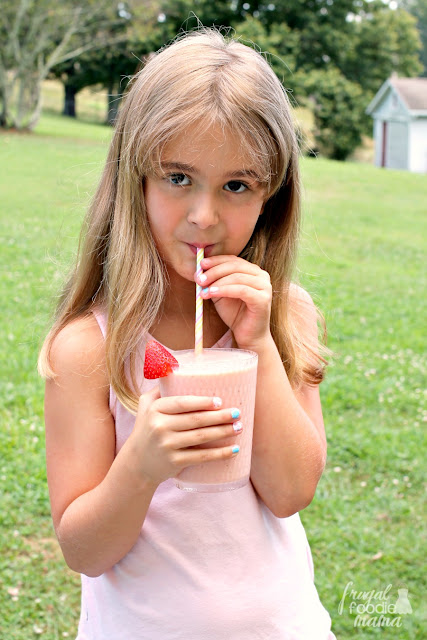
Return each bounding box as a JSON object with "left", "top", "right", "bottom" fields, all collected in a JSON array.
[{"left": 39, "top": 28, "right": 336, "bottom": 639}]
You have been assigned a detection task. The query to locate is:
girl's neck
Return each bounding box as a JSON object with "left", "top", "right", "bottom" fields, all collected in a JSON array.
[
  {"left": 149, "top": 290, "right": 228, "bottom": 351},
  {"left": 162, "top": 279, "right": 196, "bottom": 317}
]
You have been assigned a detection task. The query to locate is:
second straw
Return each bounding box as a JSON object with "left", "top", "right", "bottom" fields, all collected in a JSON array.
[{"left": 195, "top": 247, "right": 204, "bottom": 355}]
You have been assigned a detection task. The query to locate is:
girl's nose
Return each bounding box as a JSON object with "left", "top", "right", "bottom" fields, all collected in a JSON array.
[{"left": 187, "top": 194, "right": 219, "bottom": 229}]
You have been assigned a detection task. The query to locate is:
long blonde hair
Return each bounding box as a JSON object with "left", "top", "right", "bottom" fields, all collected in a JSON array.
[{"left": 39, "top": 28, "right": 329, "bottom": 414}]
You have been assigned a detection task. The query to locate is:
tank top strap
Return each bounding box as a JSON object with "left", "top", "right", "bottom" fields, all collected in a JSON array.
[
  {"left": 91, "top": 306, "right": 118, "bottom": 417},
  {"left": 213, "top": 329, "right": 233, "bottom": 348},
  {"left": 91, "top": 306, "right": 107, "bottom": 338}
]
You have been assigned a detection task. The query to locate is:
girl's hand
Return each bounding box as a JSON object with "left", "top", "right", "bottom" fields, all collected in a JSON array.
[
  {"left": 128, "top": 386, "right": 242, "bottom": 487},
  {"left": 197, "top": 255, "right": 272, "bottom": 350}
]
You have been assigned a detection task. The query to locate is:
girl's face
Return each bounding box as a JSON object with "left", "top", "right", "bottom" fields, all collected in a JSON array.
[{"left": 144, "top": 124, "right": 266, "bottom": 290}]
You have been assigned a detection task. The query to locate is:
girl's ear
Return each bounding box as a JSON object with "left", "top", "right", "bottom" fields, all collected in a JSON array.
[{"left": 259, "top": 189, "right": 272, "bottom": 216}]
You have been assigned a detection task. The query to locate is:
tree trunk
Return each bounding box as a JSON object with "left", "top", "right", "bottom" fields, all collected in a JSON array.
[
  {"left": 63, "top": 83, "right": 77, "bottom": 117},
  {"left": 0, "top": 89, "right": 7, "bottom": 128},
  {"left": 106, "top": 81, "right": 121, "bottom": 126},
  {"left": 0, "top": 68, "right": 8, "bottom": 128},
  {"left": 28, "top": 80, "right": 44, "bottom": 130},
  {"left": 15, "top": 75, "right": 27, "bottom": 129}
]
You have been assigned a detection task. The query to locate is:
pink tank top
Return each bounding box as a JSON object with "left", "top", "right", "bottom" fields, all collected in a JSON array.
[{"left": 76, "top": 310, "right": 336, "bottom": 639}]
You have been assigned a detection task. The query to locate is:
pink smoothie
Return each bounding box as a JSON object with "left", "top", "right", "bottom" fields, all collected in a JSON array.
[{"left": 159, "top": 349, "right": 258, "bottom": 492}]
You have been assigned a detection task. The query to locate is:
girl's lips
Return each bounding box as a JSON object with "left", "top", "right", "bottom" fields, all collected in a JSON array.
[{"left": 187, "top": 244, "right": 216, "bottom": 257}]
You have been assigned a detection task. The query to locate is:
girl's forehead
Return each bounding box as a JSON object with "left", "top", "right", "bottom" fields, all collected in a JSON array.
[{"left": 159, "top": 123, "right": 259, "bottom": 173}]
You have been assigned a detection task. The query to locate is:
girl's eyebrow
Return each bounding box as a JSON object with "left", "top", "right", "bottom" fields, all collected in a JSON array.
[
  {"left": 227, "top": 169, "right": 262, "bottom": 182},
  {"left": 160, "top": 162, "right": 261, "bottom": 182},
  {"left": 160, "top": 162, "right": 197, "bottom": 174}
]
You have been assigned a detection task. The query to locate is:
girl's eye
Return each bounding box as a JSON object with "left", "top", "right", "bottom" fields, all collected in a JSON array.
[
  {"left": 224, "top": 181, "right": 248, "bottom": 193},
  {"left": 169, "top": 173, "right": 191, "bottom": 186}
]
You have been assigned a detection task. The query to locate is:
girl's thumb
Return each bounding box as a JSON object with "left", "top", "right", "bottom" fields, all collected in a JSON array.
[{"left": 139, "top": 384, "right": 160, "bottom": 407}]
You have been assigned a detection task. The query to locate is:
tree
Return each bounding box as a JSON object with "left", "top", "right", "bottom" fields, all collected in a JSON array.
[
  {"left": 342, "top": 3, "right": 423, "bottom": 93},
  {"left": 233, "top": 15, "right": 298, "bottom": 81},
  {"left": 302, "top": 68, "right": 367, "bottom": 160},
  {"left": 0, "top": 0, "right": 128, "bottom": 129},
  {"left": 49, "top": 0, "right": 236, "bottom": 125},
  {"left": 398, "top": 0, "right": 427, "bottom": 75},
  {"left": 158, "top": 0, "right": 237, "bottom": 33},
  {"left": 234, "top": 0, "right": 366, "bottom": 72},
  {"left": 50, "top": 1, "right": 164, "bottom": 123},
  {"left": 52, "top": 2, "right": 131, "bottom": 120}
]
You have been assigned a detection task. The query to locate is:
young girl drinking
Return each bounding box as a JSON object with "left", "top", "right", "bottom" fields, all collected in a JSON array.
[{"left": 39, "top": 28, "right": 336, "bottom": 639}]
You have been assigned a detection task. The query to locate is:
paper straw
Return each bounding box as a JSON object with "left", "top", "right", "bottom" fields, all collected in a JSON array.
[{"left": 195, "top": 247, "right": 204, "bottom": 356}]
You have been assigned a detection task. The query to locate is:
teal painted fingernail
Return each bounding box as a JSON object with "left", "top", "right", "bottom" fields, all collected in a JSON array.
[
  {"left": 232, "top": 445, "right": 240, "bottom": 454},
  {"left": 231, "top": 408, "right": 240, "bottom": 419},
  {"left": 202, "top": 287, "right": 209, "bottom": 294}
]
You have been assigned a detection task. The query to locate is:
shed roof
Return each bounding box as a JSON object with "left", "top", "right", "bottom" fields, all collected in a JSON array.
[
  {"left": 366, "top": 76, "right": 427, "bottom": 116},
  {"left": 391, "top": 77, "right": 427, "bottom": 111}
]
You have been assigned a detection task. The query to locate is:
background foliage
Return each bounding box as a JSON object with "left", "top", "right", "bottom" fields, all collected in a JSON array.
[{"left": 0, "top": 0, "right": 424, "bottom": 158}]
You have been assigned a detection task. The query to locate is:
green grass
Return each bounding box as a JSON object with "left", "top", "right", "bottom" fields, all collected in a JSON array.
[
  {"left": 1, "top": 111, "right": 426, "bottom": 638},
  {"left": 297, "top": 158, "right": 426, "bottom": 637}
]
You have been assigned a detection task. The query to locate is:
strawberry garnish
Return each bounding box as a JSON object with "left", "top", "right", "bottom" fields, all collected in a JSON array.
[{"left": 143, "top": 340, "right": 179, "bottom": 379}]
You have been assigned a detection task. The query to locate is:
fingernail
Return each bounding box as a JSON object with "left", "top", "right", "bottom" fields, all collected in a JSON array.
[
  {"left": 209, "top": 286, "right": 219, "bottom": 293},
  {"left": 213, "top": 397, "right": 222, "bottom": 408},
  {"left": 202, "top": 287, "right": 209, "bottom": 294},
  {"left": 232, "top": 445, "right": 240, "bottom": 454},
  {"left": 233, "top": 421, "right": 243, "bottom": 432},
  {"left": 199, "top": 273, "right": 207, "bottom": 283},
  {"left": 231, "top": 408, "right": 240, "bottom": 420}
]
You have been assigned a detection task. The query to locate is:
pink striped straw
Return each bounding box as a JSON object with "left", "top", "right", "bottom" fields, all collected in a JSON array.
[{"left": 195, "top": 247, "right": 204, "bottom": 355}]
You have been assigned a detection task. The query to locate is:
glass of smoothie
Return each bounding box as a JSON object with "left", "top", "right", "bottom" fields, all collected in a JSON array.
[{"left": 159, "top": 348, "right": 258, "bottom": 492}]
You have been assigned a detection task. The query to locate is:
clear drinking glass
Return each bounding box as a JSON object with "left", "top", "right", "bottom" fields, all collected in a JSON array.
[{"left": 159, "top": 348, "right": 258, "bottom": 492}]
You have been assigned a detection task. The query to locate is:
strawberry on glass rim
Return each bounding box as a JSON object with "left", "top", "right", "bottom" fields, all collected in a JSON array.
[{"left": 144, "top": 340, "right": 179, "bottom": 379}]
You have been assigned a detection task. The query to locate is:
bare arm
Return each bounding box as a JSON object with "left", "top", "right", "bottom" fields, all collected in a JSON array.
[
  {"left": 45, "top": 315, "right": 159, "bottom": 577},
  {"left": 250, "top": 287, "right": 327, "bottom": 518}
]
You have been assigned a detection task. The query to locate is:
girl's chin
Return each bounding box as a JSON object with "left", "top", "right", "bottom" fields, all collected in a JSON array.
[{"left": 164, "top": 262, "right": 196, "bottom": 287}]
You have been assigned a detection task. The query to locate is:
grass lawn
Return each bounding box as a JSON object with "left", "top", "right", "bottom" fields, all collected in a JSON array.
[{"left": 0, "top": 111, "right": 425, "bottom": 638}]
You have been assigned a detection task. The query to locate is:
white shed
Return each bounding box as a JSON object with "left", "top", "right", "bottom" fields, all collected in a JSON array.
[{"left": 366, "top": 76, "right": 427, "bottom": 173}]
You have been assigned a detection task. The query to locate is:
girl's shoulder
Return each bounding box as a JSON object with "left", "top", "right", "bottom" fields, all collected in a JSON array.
[
  {"left": 288, "top": 282, "right": 316, "bottom": 319},
  {"left": 288, "top": 282, "right": 319, "bottom": 344},
  {"left": 49, "top": 312, "right": 107, "bottom": 384},
  {"left": 289, "top": 282, "right": 314, "bottom": 306}
]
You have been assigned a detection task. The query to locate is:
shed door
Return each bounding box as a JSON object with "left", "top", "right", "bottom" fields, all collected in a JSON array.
[{"left": 386, "top": 121, "right": 408, "bottom": 170}]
